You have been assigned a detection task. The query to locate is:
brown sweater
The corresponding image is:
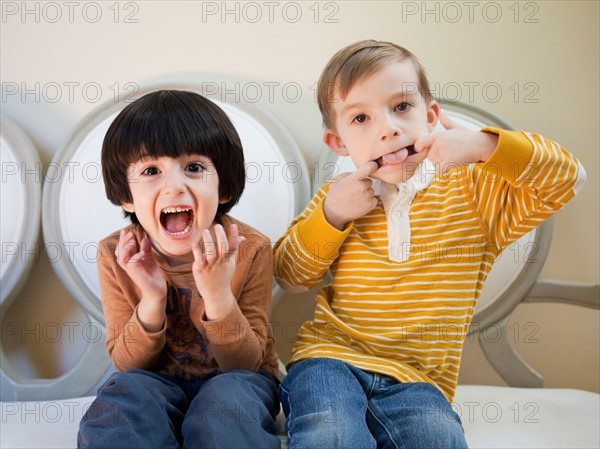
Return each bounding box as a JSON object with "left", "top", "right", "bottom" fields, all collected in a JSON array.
[{"left": 97, "top": 215, "right": 278, "bottom": 379}]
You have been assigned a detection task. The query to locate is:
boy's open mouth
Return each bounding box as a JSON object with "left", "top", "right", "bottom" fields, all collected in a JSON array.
[
  {"left": 160, "top": 207, "right": 194, "bottom": 236},
  {"left": 375, "top": 144, "right": 416, "bottom": 167}
]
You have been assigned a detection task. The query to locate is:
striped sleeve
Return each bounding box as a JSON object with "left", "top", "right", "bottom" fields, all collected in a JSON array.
[
  {"left": 274, "top": 182, "right": 352, "bottom": 291},
  {"left": 466, "top": 127, "right": 585, "bottom": 249}
]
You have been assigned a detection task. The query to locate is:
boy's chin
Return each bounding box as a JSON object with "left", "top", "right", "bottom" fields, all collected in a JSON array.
[{"left": 153, "top": 238, "right": 195, "bottom": 261}]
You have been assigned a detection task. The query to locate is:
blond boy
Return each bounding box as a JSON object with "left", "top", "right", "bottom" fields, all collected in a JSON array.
[{"left": 274, "top": 40, "right": 585, "bottom": 448}]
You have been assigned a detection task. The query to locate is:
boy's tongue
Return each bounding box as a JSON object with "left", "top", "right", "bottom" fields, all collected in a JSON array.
[
  {"left": 379, "top": 144, "right": 416, "bottom": 166},
  {"left": 164, "top": 212, "right": 190, "bottom": 233},
  {"left": 381, "top": 148, "right": 409, "bottom": 165}
]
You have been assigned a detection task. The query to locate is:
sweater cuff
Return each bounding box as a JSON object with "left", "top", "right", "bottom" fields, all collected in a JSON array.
[
  {"left": 480, "top": 127, "right": 534, "bottom": 184},
  {"left": 297, "top": 198, "right": 352, "bottom": 262}
]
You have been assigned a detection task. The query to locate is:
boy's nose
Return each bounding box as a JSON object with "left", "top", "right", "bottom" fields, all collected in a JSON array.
[
  {"left": 379, "top": 116, "right": 401, "bottom": 141},
  {"left": 380, "top": 129, "right": 400, "bottom": 141},
  {"left": 162, "top": 173, "right": 186, "bottom": 195}
]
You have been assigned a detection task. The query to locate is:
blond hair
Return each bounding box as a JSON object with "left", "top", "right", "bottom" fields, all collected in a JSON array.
[{"left": 317, "top": 40, "right": 433, "bottom": 130}]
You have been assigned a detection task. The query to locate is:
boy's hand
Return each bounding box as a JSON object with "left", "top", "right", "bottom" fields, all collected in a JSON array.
[
  {"left": 323, "top": 161, "right": 379, "bottom": 230},
  {"left": 116, "top": 229, "right": 167, "bottom": 331},
  {"left": 414, "top": 109, "right": 498, "bottom": 174},
  {"left": 192, "top": 224, "right": 244, "bottom": 320}
]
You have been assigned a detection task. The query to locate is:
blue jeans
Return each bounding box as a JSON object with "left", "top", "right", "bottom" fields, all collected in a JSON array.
[
  {"left": 78, "top": 368, "right": 281, "bottom": 449},
  {"left": 279, "top": 358, "right": 467, "bottom": 449}
]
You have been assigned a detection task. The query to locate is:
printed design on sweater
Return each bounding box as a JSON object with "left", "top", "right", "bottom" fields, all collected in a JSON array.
[{"left": 162, "top": 286, "right": 211, "bottom": 377}]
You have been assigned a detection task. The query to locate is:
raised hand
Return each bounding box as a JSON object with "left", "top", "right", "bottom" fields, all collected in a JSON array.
[
  {"left": 414, "top": 109, "right": 498, "bottom": 174},
  {"left": 115, "top": 229, "right": 167, "bottom": 331},
  {"left": 323, "top": 161, "right": 379, "bottom": 230},
  {"left": 192, "top": 223, "right": 244, "bottom": 320}
]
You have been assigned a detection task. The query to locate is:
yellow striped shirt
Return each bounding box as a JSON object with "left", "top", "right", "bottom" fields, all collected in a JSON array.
[{"left": 274, "top": 128, "right": 584, "bottom": 401}]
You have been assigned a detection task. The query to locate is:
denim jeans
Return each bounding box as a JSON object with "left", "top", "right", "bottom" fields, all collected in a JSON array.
[
  {"left": 78, "top": 368, "right": 281, "bottom": 449},
  {"left": 279, "top": 358, "right": 467, "bottom": 449}
]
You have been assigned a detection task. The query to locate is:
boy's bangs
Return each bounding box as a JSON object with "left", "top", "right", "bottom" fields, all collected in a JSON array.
[{"left": 123, "top": 107, "right": 222, "bottom": 164}]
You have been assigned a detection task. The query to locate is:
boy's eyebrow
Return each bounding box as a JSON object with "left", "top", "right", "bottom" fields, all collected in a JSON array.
[
  {"left": 340, "top": 91, "right": 419, "bottom": 115},
  {"left": 340, "top": 102, "right": 366, "bottom": 115},
  {"left": 390, "top": 90, "right": 419, "bottom": 102},
  {"left": 401, "top": 89, "right": 418, "bottom": 96}
]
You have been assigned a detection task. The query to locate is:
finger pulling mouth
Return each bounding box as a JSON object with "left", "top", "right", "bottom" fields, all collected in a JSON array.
[{"left": 405, "top": 144, "right": 416, "bottom": 157}]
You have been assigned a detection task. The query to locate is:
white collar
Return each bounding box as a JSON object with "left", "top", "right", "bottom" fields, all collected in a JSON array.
[{"left": 374, "top": 159, "right": 435, "bottom": 262}]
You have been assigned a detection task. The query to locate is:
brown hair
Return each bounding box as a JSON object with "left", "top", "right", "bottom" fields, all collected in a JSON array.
[
  {"left": 102, "top": 90, "right": 245, "bottom": 224},
  {"left": 317, "top": 40, "right": 433, "bottom": 130}
]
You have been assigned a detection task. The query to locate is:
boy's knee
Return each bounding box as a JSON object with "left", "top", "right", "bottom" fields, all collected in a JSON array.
[
  {"left": 99, "top": 371, "right": 136, "bottom": 393},
  {"left": 400, "top": 407, "right": 467, "bottom": 449},
  {"left": 284, "top": 357, "right": 351, "bottom": 388},
  {"left": 203, "top": 369, "right": 271, "bottom": 392},
  {"left": 100, "top": 369, "right": 156, "bottom": 392},
  {"left": 188, "top": 370, "right": 278, "bottom": 434},
  {"left": 416, "top": 420, "right": 467, "bottom": 449},
  {"left": 196, "top": 370, "right": 277, "bottom": 410},
  {"left": 207, "top": 368, "right": 254, "bottom": 384}
]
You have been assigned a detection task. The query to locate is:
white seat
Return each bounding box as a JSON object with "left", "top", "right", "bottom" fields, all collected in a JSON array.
[
  {"left": 3, "top": 386, "right": 598, "bottom": 449},
  {"left": 456, "top": 386, "right": 600, "bottom": 448}
]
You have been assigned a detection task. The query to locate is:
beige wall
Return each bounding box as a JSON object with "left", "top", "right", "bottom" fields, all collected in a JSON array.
[{"left": 2, "top": 1, "right": 598, "bottom": 392}]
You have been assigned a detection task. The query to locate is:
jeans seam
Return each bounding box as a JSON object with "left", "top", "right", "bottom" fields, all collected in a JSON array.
[
  {"left": 366, "top": 402, "right": 400, "bottom": 449},
  {"left": 366, "top": 373, "right": 378, "bottom": 399},
  {"left": 279, "top": 383, "right": 293, "bottom": 443}
]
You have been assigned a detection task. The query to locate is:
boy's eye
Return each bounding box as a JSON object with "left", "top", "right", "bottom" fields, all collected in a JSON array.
[
  {"left": 142, "top": 166, "right": 160, "bottom": 176},
  {"left": 396, "top": 102, "right": 411, "bottom": 112},
  {"left": 186, "top": 162, "right": 205, "bottom": 173},
  {"left": 353, "top": 114, "right": 367, "bottom": 124}
]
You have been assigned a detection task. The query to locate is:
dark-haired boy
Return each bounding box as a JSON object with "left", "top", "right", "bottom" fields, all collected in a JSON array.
[{"left": 78, "top": 90, "right": 280, "bottom": 449}]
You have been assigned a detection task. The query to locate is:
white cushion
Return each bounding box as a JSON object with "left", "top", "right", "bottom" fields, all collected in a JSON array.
[
  {"left": 2, "top": 386, "right": 598, "bottom": 448},
  {"left": 455, "top": 386, "right": 600, "bottom": 448},
  {"left": 1, "top": 396, "right": 94, "bottom": 448}
]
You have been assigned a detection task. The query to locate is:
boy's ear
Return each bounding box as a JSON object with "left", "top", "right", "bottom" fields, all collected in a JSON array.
[
  {"left": 323, "top": 130, "right": 349, "bottom": 156},
  {"left": 427, "top": 101, "right": 441, "bottom": 132},
  {"left": 122, "top": 202, "right": 134, "bottom": 213},
  {"left": 219, "top": 196, "right": 231, "bottom": 205}
]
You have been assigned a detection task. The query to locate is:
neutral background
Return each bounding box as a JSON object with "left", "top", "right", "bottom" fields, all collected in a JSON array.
[{"left": 2, "top": 1, "right": 598, "bottom": 393}]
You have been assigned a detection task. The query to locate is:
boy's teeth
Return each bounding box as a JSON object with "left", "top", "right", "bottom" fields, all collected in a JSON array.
[{"left": 163, "top": 207, "right": 191, "bottom": 214}]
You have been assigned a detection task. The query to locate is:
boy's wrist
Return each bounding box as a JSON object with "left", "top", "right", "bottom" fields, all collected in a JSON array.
[
  {"left": 140, "top": 288, "right": 167, "bottom": 305},
  {"left": 477, "top": 131, "right": 499, "bottom": 162},
  {"left": 136, "top": 299, "right": 166, "bottom": 333},
  {"left": 202, "top": 291, "right": 236, "bottom": 321},
  {"left": 323, "top": 198, "right": 349, "bottom": 231}
]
